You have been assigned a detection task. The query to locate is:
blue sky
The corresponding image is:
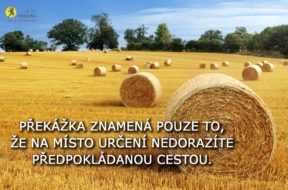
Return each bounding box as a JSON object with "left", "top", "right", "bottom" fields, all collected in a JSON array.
[{"left": 1, "top": 0, "right": 288, "bottom": 48}]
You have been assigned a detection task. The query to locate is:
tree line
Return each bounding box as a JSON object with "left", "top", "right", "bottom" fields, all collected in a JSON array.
[{"left": 1, "top": 13, "right": 288, "bottom": 58}]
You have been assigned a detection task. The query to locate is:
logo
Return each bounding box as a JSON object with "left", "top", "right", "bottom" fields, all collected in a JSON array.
[{"left": 5, "top": 6, "right": 17, "bottom": 18}]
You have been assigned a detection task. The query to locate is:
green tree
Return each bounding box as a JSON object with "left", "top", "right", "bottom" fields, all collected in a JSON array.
[
  {"left": 185, "top": 40, "right": 200, "bottom": 51},
  {"left": 170, "top": 38, "right": 184, "bottom": 52},
  {"left": 198, "top": 30, "right": 224, "bottom": 52},
  {"left": 224, "top": 33, "right": 242, "bottom": 53},
  {"left": 154, "top": 23, "right": 172, "bottom": 50},
  {"left": 0, "top": 31, "right": 25, "bottom": 52},
  {"left": 87, "top": 13, "right": 119, "bottom": 50},
  {"left": 48, "top": 19, "right": 87, "bottom": 51},
  {"left": 200, "top": 30, "right": 223, "bottom": 41}
]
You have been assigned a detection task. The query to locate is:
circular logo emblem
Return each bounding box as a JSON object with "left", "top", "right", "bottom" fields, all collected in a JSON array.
[{"left": 5, "top": 6, "right": 17, "bottom": 18}]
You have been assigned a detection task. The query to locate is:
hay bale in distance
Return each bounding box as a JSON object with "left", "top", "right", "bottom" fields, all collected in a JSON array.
[
  {"left": 120, "top": 72, "right": 162, "bottom": 107},
  {"left": 104, "top": 49, "right": 108, "bottom": 53},
  {"left": 26, "top": 52, "right": 32, "bottom": 56},
  {"left": 145, "top": 62, "right": 153, "bottom": 69},
  {"left": 151, "top": 62, "right": 160, "bottom": 69},
  {"left": 0, "top": 56, "right": 6, "bottom": 62},
  {"left": 86, "top": 57, "right": 92, "bottom": 62},
  {"left": 126, "top": 56, "right": 134, "bottom": 61},
  {"left": 222, "top": 61, "right": 229, "bottom": 67},
  {"left": 255, "top": 62, "right": 263, "bottom": 69},
  {"left": 244, "top": 62, "right": 251, "bottom": 67},
  {"left": 283, "top": 61, "right": 288, "bottom": 66},
  {"left": 36, "top": 49, "right": 40, "bottom": 52},
  {"left": 112, "top": 64, "right": 121, "bottom": 72},
  {"left": 20, "top": 62, "right": 28, "bottom": 69},
  {"left": 164, "top": 59, "right": 172, "bottom": 66},
  {"left": 166, "top": 73, "right": 275, "bottom": 177},
  {"left": 71, "top": 60, "right": 78, "bottom": 66},
  {"left": 128, "top": 66, "right": 139, "bottom": 74},
  {"left": 75, "top": 63, "right": 84, "bottom": 69},
  {"left": 94, "top": 67, "right": 107, "bottom": 76},
  {"left": 210, "top": 63, "right": 219, "bottom": 70},
  {"left": 199, "top": 63, "right": 206, "bottom": 69},
  {"left": 262, "top": 63, "right": 274, "bottom": 72},
  {"left": 242, "top": 65, "right": 262, "bottom": 80}
]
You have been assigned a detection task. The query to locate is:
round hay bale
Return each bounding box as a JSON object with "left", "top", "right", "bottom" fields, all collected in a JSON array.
[
  {"left": 128, "top": 66, "right": 139, "bottom": 74},
  {"left": 75, "top": 63, "right": 84, "bottom": 69},
  {"left": 71, "top": 60, "right": 78, "bottom": 66},
  {"left": 164, "top": 59, "right": 172, "bottom": 66},
  {"left": 283, "top": 61, "right": 288, "bottom": 66},
  {"left": 20, "top": 62, "right": 28, "bottom": 69},
  {"left": 242, "top": 65, "right": 262, "bottom": 81},
  {"left": 145, "top": 62, "right": 153, "bottom": 69},
  {"left": 94, "top": 67, "right": 107, "bottom": 76},
  {"left": 244, "top": 62, "right": 251, "bottom": 67},
  {"left": 262, "top": 63, "right": 274, "bottom": 72},
  {"left": 222, "top": 61, "right": 229, "bottom": 67},
  {"left": 166, "top": 73, "right": 275, "bottom": 177},
  {"left": 26, "top": 52, "right": 32, "bottom": 56},
  {"left": 210, "top": 63, "right": 219, "bottom": 70},
  {"left": 112, "top": 64, "right": 121, "bottom": 72},
  {"left": 151, "top": 62, "right": 160, "bottom": 69},
  {"left": 126, "top": 55, "right": 134, "bottom": 61},
  {"left": 104, "top": 49, "right": 108, "bottom": 53},
  {"left": 255, "top": 62, "right": 263, "bottom": 69},
  {"left": 36, "top": 49, "right": 40, "bottom": 52},
  {"left": 199, "top": 63, "right": 206, "bottom": 69},
  {"left": 86, "top": 57, "right": 92, "bottom": 62},
  {"left": 120, "top": 72, "right": 162, "bottom": 107},
  {"left": 0, "top": 56, "right": 6, "bottom": 62}
]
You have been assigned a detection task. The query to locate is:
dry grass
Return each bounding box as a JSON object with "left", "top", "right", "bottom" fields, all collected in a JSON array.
[{"left": 0, "top": 51, "right": 287, "bottom": 189}]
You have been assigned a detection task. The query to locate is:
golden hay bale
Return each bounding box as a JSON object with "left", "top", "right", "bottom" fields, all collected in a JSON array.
[
  {"left": 244, "top": 61, "right": 251, "bottom": 67},
  {"left": 26, "top": 52, "right": 32, "bottom": 56},
  {"left": 85, "top": 57, "right": 92, "bottom": 62},
  {"left": 242, "top": 65, "right": 262, "bottom": 81},
  {"left": 164, "top": 59, "right": 172, "bottom": 66},
  {"left": 262, "top": 63, "right": 274, "bottom": 72},
  {"left": 222, "top": 61, "right": 229, "bottom": 67},
  {"left": 151, "top": 62, "right": 160, "bottom": 69},
  {"left": 210, "top": 63, "right": 219, "bottom": 70},
  {"left": 145, "top": 62, "right": 153, "bottom": 69},
  {"left": 199, "top": 63, "right": 206, "bottom": 69},
  {"left": 120, "top": 72, "right": 162, "bottom": 107},
  {"left": 255, "top": 62, "right": 263, "bottom": 69},
  {"left": 36, "top": 49, "right": 40, "bottom": 52},
  {"left": 283, "top": 61, "right": 288, "bottom": 66},
  {"left": 75, "top": 63, "right": 84, "bottom": 69},
  {"left": 104, "top": 49, "right": 108, "bottom": 53},
  {"left": 166, "top": 73, "right": 275, "bottom": 177},
  {"left": 112, "top": 64, "right": 122, "bottom": 72},
  {"left": 0, "top": 56, "right": 6, "bottom": 62},
  {"left": 71, "top": 60, "right": 78, "bottom": 66},
  {"left": 128, "top": 66, "right": 139, "bottom": 74},
  {"left": 20, "top": 62, "right": 28, "bottom": 69},
  {"left": 94, "top": 67, "right": 107, "bottom": 76},
  {"left": 126, "top": 55, "right": 134, "bottom": 61}
]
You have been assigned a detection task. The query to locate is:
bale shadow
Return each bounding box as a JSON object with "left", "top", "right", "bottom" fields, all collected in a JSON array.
[{"left": 92, "top": 100, "right": 124, "bottom": 107}]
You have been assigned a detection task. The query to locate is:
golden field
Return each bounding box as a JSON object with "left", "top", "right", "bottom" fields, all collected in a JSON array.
[{"left": 0, "top": 51, "right": 287, "bottom": 189}]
